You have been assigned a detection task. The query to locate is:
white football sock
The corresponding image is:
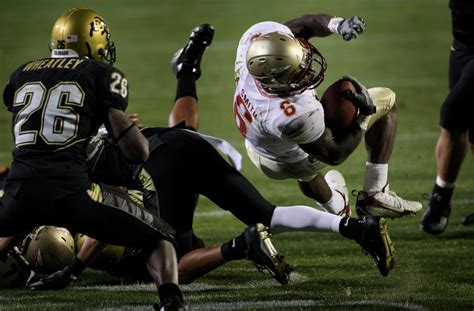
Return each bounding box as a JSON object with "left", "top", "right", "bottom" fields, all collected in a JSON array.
[
  {"left": 363, "top": 162, "right": 388, "bottom": 195},
  {"left": 436, "top": 176, "right": 455, "bottom": 189},
  {"left": 270, "top": 206, "right": 342, "bottom": 234},
  {"left": 321, "top": 188, "right": 346, "bottom": 215}
]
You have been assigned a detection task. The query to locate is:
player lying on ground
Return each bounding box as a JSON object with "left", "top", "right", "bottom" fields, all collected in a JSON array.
[{"left": 29, "top": 24, "right": 396, "bottom": 292}]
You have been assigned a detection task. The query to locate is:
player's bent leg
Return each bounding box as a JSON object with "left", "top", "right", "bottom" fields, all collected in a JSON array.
[
  {"left": 366, "top": 87, "right": 396, "bottom": 131},
  {"left": 61, "top": 184, "right": 184, "bottom": 308},
  {"left": 322, "top": 170, "right": 351, "bottom": 216},
  {"left": 178, "top": 246, "right": 226, "bottom": 284}
]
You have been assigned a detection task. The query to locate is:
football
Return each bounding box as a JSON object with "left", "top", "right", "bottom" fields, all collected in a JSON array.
[{"left": 320, "top": 79, "right": 358, "bottom": 133}]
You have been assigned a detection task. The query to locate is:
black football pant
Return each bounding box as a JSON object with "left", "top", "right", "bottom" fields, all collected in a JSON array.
[
  {"left": 441, "top": 49, "right": 474, "bottom": 143},
  {"left": 146, "top": 129, "right": 276, "bottom": 258},
  {"left": 0, "top": 177, "right": 175, "bottom": 251}
]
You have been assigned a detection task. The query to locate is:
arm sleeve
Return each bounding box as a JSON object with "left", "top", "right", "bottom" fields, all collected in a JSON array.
[{"left": 281, "top": 110, "right": 325, "bottom": 144}]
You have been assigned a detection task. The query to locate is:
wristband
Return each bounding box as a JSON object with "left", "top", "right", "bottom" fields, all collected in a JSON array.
[
  {"left": 328, "top": 17, "right": 344, "bottom": 34},
  {"left": 110, "top": 122, "right": 136, "bottom": 145}
]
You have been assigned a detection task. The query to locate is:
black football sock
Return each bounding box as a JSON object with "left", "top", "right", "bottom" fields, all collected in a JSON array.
[
  {"left": 175, "top": 71, "right": 197, "bottom": 101},
  {"left": 220, "top": 232, "right": 247, "bottom": 261},
  {"left": 339, "top": 217, "right": 364, "bottom": 242},
  {"left": 158, "top": 283, "right": 183, "bottom": 302},
  {"left": 431, "top": 184, "right": 454, "bottom": 205}
]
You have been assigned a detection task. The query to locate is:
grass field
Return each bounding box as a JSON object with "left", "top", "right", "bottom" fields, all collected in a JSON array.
[{"left": 1, "top": 0, "right": 473, "bottom": 310}]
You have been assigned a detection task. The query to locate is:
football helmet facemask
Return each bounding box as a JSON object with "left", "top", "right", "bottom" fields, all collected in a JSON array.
[
  {"left": 21, "top": 226, "right": 76, "bottom": 275},
  {"left": 49, "top": 8, "right": 116, "bottom": 64},
  {"left": 246, "top": 32, "right": 327, "bottom": 96}
]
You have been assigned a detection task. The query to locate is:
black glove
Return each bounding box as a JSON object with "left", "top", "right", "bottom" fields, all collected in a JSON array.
[
  {"left": 337, "top": 16, "right": 366, "bottom": 41},
  {"left": 341, "top": 75, "right": 375, "bottom": 116},
  {"left": 29, "top": 265, "right": 77, "bottom": 291}
]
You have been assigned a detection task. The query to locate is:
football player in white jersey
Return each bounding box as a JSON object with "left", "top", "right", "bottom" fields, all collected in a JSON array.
[{"left": 233, "top": 14, "right": 422, "bottom": 219}]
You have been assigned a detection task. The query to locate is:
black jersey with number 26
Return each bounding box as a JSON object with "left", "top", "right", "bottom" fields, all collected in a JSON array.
[{"left": 3, "top": 57, "right": 129, "bottom": 180}]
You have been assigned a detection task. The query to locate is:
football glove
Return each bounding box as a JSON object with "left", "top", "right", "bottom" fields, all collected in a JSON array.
[
  {"left": 337, "top": 16, "right": 366, "bottom": 41},
  {"left": 29, "top": 265, "right": 77, "bottom": 291},
  {"left": 341, "top": 75, "right": 375, "bottom": 130}
]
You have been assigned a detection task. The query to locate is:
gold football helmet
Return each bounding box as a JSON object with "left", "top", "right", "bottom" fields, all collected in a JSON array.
[
  {"left": 246, "top": 32, "right": 327, "bottom": 96},
  {"left": 22, "top": 226, "right": 76, "bottom": 274},
  {"left": 49, "top": 8, "right": 116, "bottom": 64}
]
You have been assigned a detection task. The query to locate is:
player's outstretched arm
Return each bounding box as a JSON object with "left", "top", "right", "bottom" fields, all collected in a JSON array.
[{"left": 284, "top": 14, "right": 365, "bottom": 41}]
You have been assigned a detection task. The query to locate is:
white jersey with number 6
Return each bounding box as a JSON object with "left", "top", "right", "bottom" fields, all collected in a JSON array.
[{"left": 234, "top": 21, "right": 325, "bottom": 163}]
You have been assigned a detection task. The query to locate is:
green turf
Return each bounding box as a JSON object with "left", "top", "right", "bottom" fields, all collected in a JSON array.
[{"left": 0, "top": 0, "right": 473, "bottom": 310}]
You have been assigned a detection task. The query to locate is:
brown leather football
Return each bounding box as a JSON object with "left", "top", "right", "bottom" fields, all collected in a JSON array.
[{"left": 320, "top": 79, "right": 358, "bottom": 133}]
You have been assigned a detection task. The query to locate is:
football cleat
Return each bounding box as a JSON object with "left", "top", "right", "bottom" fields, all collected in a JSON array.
[
  {"left": 324, "top": 170, "right": 351, "bottom": 217},
  {"left": 461, "top": 213, "right": 474, "bottom": 226},
  {"left": 244, "top": 223, "right": 293, "bottom": 285},
  {"left": 357, "top": 216, "right": 395, "bottom": 277},
  {"left": 153, "top": 296, "right": 188, "bottom": 311},
  {"left": 355, "top": 184, "right": 422, "bottom": 218},
  {"left": 171, "top": 24, "right": 215, "bottom": 80},
  {"left": 419, "top": 193, "right": 451, "bottom": 235}
]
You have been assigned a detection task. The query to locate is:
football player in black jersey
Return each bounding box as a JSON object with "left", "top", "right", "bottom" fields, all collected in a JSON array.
[
  {"left": 420, "top": 0, "right": 474, "bottom": 234},
  {"left": 0, "top": 8, "right": 185, "bottom": 310}
]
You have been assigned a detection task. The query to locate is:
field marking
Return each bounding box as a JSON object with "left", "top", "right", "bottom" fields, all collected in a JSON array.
[
  {"left": 69, "top": 271, "right": 423, "bottom": 310},
  {"left": 0, "top": 299, "right": 425, "bottom": 311},
  {"left": 194, "top": 210, "right": 232, "bottom": 218},
  {"left": 87, "top": 299, "right": 427, "bottom": 311},
  {"left": 188, "top": 299, "right": 426, "bottom": 310},
  {"left": 73, "top": 271, "right": 308, "bottom": 292},
  {"left": 453, "top": 198, "right": 474, "bottom": 204}
]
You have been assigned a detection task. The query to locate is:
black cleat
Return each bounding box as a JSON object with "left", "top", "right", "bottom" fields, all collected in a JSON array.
[
  {"left": 244, "top": 223, "right": 293, "bottom": 285},
  {"left": 461, "top": 213, "right": 474, "bottom": 226},
  {"left": 419, "top": 193, "right": 451, "bottom": 235},
  {"left": 171, "top": 24, "right": 215, "bottom": 80},
  {"left": 357, "top": 216, "right": 395, "bottom": 277},
  {"left": 153, "top": 296, "right": 188, "bottom": 311}
]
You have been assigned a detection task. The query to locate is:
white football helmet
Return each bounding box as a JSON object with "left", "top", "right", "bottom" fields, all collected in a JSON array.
[
  {"left": 22, "top": 226, "right": 76, "bottom": 274},
  {"left": 246, "top": 32, "right": 327, "bottom": 96}
]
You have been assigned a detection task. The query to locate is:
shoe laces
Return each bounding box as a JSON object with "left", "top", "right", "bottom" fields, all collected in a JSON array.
[{"left": 378, "top": 190, "right": 410, "bottom": 207}]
